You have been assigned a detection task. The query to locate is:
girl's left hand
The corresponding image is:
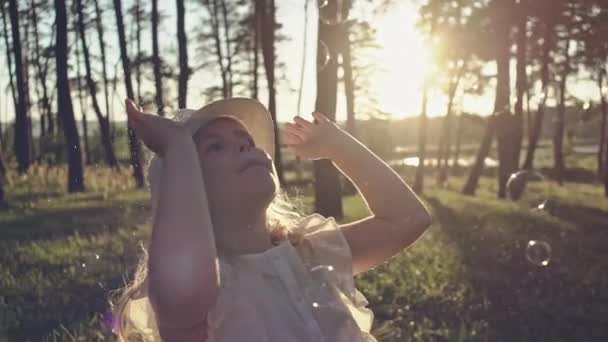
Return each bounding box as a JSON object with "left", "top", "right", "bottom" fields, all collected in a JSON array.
[{"left": 281, "top": 112, "right": 343, "bottom": 160}]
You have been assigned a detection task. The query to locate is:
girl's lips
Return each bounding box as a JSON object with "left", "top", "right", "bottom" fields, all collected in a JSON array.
[{"left": 239, "top": 159, "right": 271, "bottom": 173}]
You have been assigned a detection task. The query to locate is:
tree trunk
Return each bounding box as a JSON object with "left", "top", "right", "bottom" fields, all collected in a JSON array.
[
  {"left": 413, "top": 84, "right": 429, "bottom": 194},
  {"left": 151, "top": 0, "right": 165, "bottom": 116},
  {"left": 605, "top": 118, "right": 608, "bottom": 197},
  {"left": 94, "top": 0, "right": 113, "bottom": 126},
  {"left": 23, "top": 13, "right": 34, "bottom": 162},
  {"left": 8, "top": 0, "right": 30, "bottom": 174},
  {"left": 296, "top": 0, "right": 308, "bottom": 113},
  {"left": 513, "top": 1, "right": 527, "bottom": 169},
  {"left": 259, "top": 0, "right": 285, "bottom": 186},
  {"left": 114, "top": 0, "right": 145, "bottom": 188},
  {"left": 73, "top": 17, "right": 90, "bottom": 166},
  {"left": 0, "top": 148, "right": 6, "bottom": 202},
  {"left": 341, "top": 23, "right": 356, "bottom": 137},
  {"left": 462, "top": 9, "right": 511, "bottom": 197},
  {"left": 597, "top": 70, "right": 606, "bottom": 178},
  {"left": 76, "top": 0, "right": 118, "bottom": 168},
  {"left": 176, "top": 0, "right": 188, "bottom": 108},
  {"left": 31, "top": 0, "right": 53, "bottom": 141},
  {"left": 1, "top": 3, "right": 17, "bottom": 119},
  {"left": 438, "top": 63, "right": 464, "bottom": 185},
  {"left": 135, "top": 0, "right": 142, "bottom": 103},
  {"left": 494, "top": 20, "right": 513, "bottom": 198},
  {"left": 55, "top": 0, "right": 84, "bottom": 192},
  {"left": 220, "top": 0, "right": 233, "bottom": 97},
  {"left": 554, "top": 38, "right": 570, "bottom": 185},
  {"left": 208, "top": 0, "right": 228, "bottom": 98},
  {"left": 523, "top": 22, "right": 551, "bottom": 170},
  {"left": 312, "top": 1, "right": 343, "bottom": 219},
  {"left": 463, "top": 115, "right": 496, "bottom": 195},
  {"left": 452, "top": 112, "right": 463, "bottom": 169}
]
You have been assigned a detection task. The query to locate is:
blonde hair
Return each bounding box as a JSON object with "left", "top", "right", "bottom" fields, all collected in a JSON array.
[{"left": 109, "top": 153, "right": 306, "bottom": 341}]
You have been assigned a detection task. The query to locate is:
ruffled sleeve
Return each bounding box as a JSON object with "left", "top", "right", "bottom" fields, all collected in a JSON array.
[{"left": 294, "top": 213, "right": 375, "bottom": 336}]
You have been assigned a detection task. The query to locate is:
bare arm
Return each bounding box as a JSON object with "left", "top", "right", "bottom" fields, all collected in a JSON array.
[
  {"left": 329, "top": 128, "right": 432, "bottom": 275},
  {"left": 147, "top": 137, "right": 220, "bottom": 331}
]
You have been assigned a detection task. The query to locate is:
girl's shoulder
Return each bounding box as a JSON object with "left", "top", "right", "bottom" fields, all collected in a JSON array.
[{"left": 292, "top": 213, "right": 352, "bottom": 276}]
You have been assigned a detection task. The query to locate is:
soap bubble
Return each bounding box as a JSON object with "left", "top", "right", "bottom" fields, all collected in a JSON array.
[
  {"left": 317, "top": 40, "right": 330, "bottom": 72},
  {"left": 318, "top": 0, "right": 328, "bottom": 8},
  {"left": 319, "top": 0, "right": 347, "bottom": 25},
  {"left": 525, "top": 240, "right": 551, "bottom": 267},
  {"left": 506, "top": 170, "right": 548, "bottom": 210},
  {"left": 304, "top": 264, "right": 341, "bottom": 310}
]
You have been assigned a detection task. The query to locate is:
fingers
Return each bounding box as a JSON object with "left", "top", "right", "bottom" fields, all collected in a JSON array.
[
  {"left": 312, "top": 111, "right": 330, "bottom": 123},
  {"left": 281, "top": 129, "right": 303, "bottom": 145},
  {"left": 293, "top": 115, "right": 314, "bottom": 130},
  {"left": 284, "top": 123, "right": 308, "bottom": 141},
  {"left": 125, "top": 98, "right": 143, "bottom": 124}
]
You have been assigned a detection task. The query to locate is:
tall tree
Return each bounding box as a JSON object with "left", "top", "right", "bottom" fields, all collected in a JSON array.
[
  {"left": 55, "top": 0, "right": 84, "bottom": 192},
  {"left": 312, "top": 0, "right": 344, "bottom": 219},
  {"left": 494, "top": 1, "right": 515, "bottom": 198},
  {"left": 553, "top": 1, "right": 577, "bottom": 185},
  {"left": 413, "top": 0, "right": 439, "bottom": 194},
  {"left": 204, "top": 0, "right": 232, "bottom": 98},
  {"left": 1, "top": 3, "right": 17, "bottom": 137},
  {"left": 258, "top": 0, "right": 285, "bottom": 186},
  {"left": 513, "top": 0, "right": 528, "bottom": 172},
  {"left": 30, "top": 0, "right": 54, "bottom": 142},
  {"left": 463, "top": 0, "right": 514, "bottom": 196},
  {"left": 151, "top": 0, "right": 165, "bottom": 115},
  {"left": 8, "top": 0, "right": 30, "bottom": 174},
  {"left": 113, "top": 0, "right": 145, "bottom": 188},
  {"left": 76, "top": 0, "right": 118, "bottom": 168},
  {"left": 522, "top": 14, "right": 554, "bottom": 170},
  {"left": 93, "top": 0, "right": 113, "bottom": 126},
  {"left": 413, "top": 77, "right": 430, "bottom": 194},
  {"left": 176, "top": 0, "right": 188, "bottom": 108},
  {"left": 341, "top": 17, "right": 356, "bottom": 136},
  {"left": 73, "top": 20, "right": 90, "bottom": 165}
]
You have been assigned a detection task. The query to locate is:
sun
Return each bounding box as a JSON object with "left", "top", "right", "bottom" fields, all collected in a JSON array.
[{"left": 371, "top": 2, "right": 446, "bottom": 119}]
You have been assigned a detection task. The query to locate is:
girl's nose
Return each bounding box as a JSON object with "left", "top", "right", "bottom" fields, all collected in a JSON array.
[{"left": 237, "top": 141, "right": 252, "bottom": 153}]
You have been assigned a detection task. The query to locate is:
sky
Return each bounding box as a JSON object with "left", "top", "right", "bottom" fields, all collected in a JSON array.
[{"left": 0, "top": 0, "right": 603, "bottom": 125}]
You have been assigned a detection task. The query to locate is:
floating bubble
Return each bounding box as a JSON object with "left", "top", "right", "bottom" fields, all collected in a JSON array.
[
  {"left": 318, "top": 0, "right": 328, "bottom": 8},
  {"left": 506, "top": 170, "right": 549, "bottom": 210},
  {"left": 525, "top": 240, "right": 551, "bottom": 267},
  {"left": 319, "top": 0, "right": 347, "bottom": 25},
  {"left": 317, "top": 40, "right": 330, "bottom": 72}
]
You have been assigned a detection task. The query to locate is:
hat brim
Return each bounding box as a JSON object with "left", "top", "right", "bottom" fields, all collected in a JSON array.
[{"left": 187, "top": 98, "right": 276, "bottom": 159}]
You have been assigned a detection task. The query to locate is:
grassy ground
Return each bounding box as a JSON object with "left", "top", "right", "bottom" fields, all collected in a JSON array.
[{"left": 1, "top": 161, "right": 607, "bottom": 341}]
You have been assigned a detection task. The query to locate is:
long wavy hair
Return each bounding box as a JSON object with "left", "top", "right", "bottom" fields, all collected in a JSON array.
[{"left": 109, "top": 141, "right": 306, "bottom": 341}]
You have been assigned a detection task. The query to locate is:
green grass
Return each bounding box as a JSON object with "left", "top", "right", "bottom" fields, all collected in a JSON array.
[{"left": 1, "top": 162, "right": 607, "bottom": 341}]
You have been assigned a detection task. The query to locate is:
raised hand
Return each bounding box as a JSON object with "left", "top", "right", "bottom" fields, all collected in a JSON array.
[
  {"left": 125, "top": 98, "right": 189, "bottom": 157},
  {"left": 281, "top": 111, "right": 344, "bottom": 160}
]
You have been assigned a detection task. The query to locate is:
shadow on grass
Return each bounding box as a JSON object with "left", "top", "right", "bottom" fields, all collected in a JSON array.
[
  {"left": 0, "top": 198, "right": 149, "bottom": 241},
  {"left": 425, "top": 194, "right": 608, "bottom": 342}
]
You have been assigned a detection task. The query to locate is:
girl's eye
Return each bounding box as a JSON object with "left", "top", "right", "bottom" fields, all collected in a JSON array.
[{"left": 207, "top": 142, "right": 223, "bottom": 152}]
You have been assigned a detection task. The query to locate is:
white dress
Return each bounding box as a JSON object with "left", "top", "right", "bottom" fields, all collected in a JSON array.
[{"left": 127, "top": 213, "right": 377, "bottom": 341}]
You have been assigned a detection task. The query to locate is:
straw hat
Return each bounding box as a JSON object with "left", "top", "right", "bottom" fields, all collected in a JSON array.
[{"left": 146, "top": 97, "right": 276, "bottom": 213}]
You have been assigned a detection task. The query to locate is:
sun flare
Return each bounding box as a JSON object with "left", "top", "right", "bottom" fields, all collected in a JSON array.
[{"left": 371, "top": 2, "right": 447, "bottom": 119}]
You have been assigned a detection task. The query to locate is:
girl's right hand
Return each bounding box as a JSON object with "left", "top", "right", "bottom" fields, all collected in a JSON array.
[{"left": 126, "top": 98, "right": 190, "bottom": 157}]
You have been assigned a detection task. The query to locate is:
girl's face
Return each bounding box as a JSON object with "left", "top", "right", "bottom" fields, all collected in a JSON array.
[{"left": 194, "top": 116, "right": 278, "bottom": 215}]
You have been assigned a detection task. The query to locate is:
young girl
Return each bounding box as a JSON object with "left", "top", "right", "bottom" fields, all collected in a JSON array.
[{"left": 113, "top": 97, "right": 431, "bottom": 341}]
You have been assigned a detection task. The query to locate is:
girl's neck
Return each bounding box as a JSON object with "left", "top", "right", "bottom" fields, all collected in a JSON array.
[{"left": 214, "top": 211, "right": 274, "bottom": 257}]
